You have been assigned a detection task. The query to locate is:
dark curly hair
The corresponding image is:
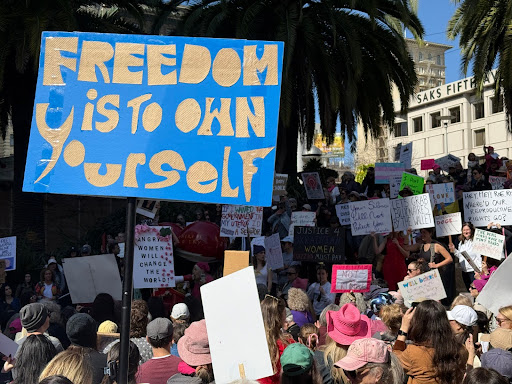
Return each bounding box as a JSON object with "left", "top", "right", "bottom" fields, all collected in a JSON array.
[{"left": 130, "top": 300, "right": 149, "bottom": 338}]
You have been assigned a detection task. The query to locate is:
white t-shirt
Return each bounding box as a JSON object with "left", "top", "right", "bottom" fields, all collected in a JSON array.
[
  {"left": 255, "top": 263, "right": 270, "bottom": 286},
  {"left": 307, "top": 282, "right": 335, "bottom": 315},
  {"left": 455, "top": 239, "right": 482, "bottom": 273},
  {"left": 43, "top": 283, "right": 53, "bottom": 298}
]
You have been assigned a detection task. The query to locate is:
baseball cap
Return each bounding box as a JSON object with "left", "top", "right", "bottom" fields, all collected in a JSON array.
[
  {"left": 281, "top": 235, "right": 294, "bottom": 244},
  {"left": 446, "top": 305, "right": 477, "bottom": 326},
  {"left": 147, "top": 318, "right": 173, "bottom": 340},
  {"left": 334, "top": 338, "right": 389, "bottom": 371},
  {"left": 481, "top": 349, "right": 512, "bottom": 379},
  {"left": 47, "top": 258, "right": 57, "bottom": 265},
  {"left": 280, "top": 343, "right": 314, "bottom": 376},
  {"left": 171, "top": 303, "right": 190, "bottom": 320},
  {"left": 302, "top": 204, "right": 312, "bottom": 211}
]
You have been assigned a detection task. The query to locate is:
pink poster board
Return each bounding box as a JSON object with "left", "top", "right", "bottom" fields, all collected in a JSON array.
[
  {"left": 331, "top": 264, "right": 372, "bottom": 293},
  {"left": 421, "top": 159, "right": 436, "bottom": 170}
]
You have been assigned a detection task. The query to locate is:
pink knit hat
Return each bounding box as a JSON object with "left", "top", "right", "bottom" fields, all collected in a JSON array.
[
  {"left": 196, "top": 262, "right": 210, "bottom": 273},
  {"left": 473, "top": 279, "right": 487, "bottom": 292},
  {"left": 334, "top": 338, "right": 389, "bottom": 370},
  {"left": 177, "top": 320, "right": 211, "bottom": 366},
  {"left": 326, "top": 304, "right": 372, "bottom": 345}
]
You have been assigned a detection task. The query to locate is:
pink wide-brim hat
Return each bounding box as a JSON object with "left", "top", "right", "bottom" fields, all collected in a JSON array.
[
  {"left": 177, "top": 320, "right": 211, "bottom": 366},
  {"left": 326, "top": 303, "right": 372, "bottom": 345}
]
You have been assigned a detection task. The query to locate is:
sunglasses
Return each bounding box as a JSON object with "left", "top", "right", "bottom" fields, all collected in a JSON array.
[
  {"left": 407, "top": 268, "right": 418, "bottom": 273},
  {"left": 496, "top": 317, "right": 510, "bottom": 325},
  {"left": 469, "top": 285, "right": 476, "bottom": 290}
]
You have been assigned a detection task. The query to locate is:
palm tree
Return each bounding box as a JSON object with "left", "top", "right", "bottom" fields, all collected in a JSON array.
[
  {"left": 448, "top": 0, "right": 512, "bottom": 124},
  {"left": 178, "top": 0, "right": 424, "bottom": 174}
]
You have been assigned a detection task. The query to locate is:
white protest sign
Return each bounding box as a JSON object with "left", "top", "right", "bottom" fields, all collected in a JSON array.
[
  {"left": 463, "top": 189, "right": 512, "bottom": 227},
  {"left": 398, "top": 269, "right": 447, "bottom": 307},
  {"left": 201, "top": 267, "right": 273, "bottom": 383},
  {"left": 436, "top": 154, "right": 461, "bottom": 172},
  {"left": 489, "top": 176, "right": 507, "bottom": 190},
  {"left": 335, "top": 203, "right": 351, "bottom": 225},
  {"left": 273, "top": 173, "right": 288, "bottom": 196},
  {"left": 390, "top": 193, "right": 434, "bottom": 232},
  {"left": 331, "top": 265, "right": 372, "bottom": 293},
  {"left": 134, "top": 226, "right": 175, "bottom": 289},
  {"left": 63, "top": 254, "right": 122, "bottom": 303},
  {"left": 220, "top": 205, "right": 263, "bottom": 237},
  {"left": 400, "top": 142, "right": 413, "bottom": 169},
  {"left": 301, "top": 172, "right": 325, "bottom": 199},
  {"left": 472, "top": 228, "right": 504, "bottom": 261},
  {"left": 425, "top": 183, "right": 455, "bottom": 207},
  {"left": 0, "top": 332, "right": 18, "bottom": 358},
  {"left": 476, "top": 255, "right": 512, "bottom": 315},
  {"left": 435, "top": 213, "right": 462, "bottom": 237},
  {"left": 349, "top": 199, "right": 393, "bottom": 236},
  {"left": 264, "top": 233, "right": 284, "bottom": 270},
  {"left": 136, "top": 199, "right": 159, "bottom": 219},
  {"left": 289, "top": 211, "right": 316, "bottom": 235},
  {"left": 0, "top": 236, "right": 16, "bottom": 271},
  {"left": 389, "top": 174, "right": 403, "bottom": 199}
]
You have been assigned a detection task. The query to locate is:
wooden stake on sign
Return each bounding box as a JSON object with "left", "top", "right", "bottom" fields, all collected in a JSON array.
[
  {"left": 239, "top": 363, "right": 246, "bottom": 379},
  {"left": 448, "top": 235, "right": 453, "bottom": 246}
]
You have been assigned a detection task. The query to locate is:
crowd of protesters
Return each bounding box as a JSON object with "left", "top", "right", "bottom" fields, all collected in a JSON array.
[{"left": 1, "top": 148, "right": 512, "bottom": 383}]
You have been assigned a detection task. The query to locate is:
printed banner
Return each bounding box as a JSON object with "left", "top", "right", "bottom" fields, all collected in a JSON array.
[
  {"left": 399, "top": 142, "right": 413, "bottom": 169},
  {"left": 0, "top": 236, "right": 16, "bottom": 271},
  {"left": 273, "top": 173, "right": 288, "bottom": 196},
  {"left": 301, "top": 172, "right": 325, "bottom": 199},
  {"left": 400, "top": 172, "right": 424, "bottom": 195},
  {"left": 391, "top": 193, "right": 435, "bottom": 232},
  {"left": 264, "top": 233, "right": 284, "bottom": 270},
  {"left": 335, "top": 203, "right": 351, "bottom": 226},
  {"left": 220, "top": 205, "right": 263, "bottom": 237},
  {"left": 435, "top": 212, "right": 462, "bottom": 237},
  {"left": 472, "top": 228, "right": 505, "bottom": 261},
  {"left": 463, "top": 189, "right": 512, "bottom": 227},
  {"left": 349, "top": 199, "right": 393, "bottom": 236},
  {"left": 331, "top": 265, "right": 372, "bottom": 293},
  {"left": 398, "top": 269, "right": 447, "bottom": 307},
  {"left": 134, "top": 225, "right": 175, "bottom": 288},
  {"left": 420, "top": 159, "right": 436, "bottom": 170},
  {"left": 489, "top": 176, "right": 507, "bottom": 190},
  {"left": 375, "top": 163, "right": 405, "bottom": 184},
  {"left": 23, "top": 31, "right": 284, "bottom": 207},
  {"left": 293, "top": 227, "right": 345, "bottom": 262},
  {"left": 425, "top": 182, "right": 455, "bottom": 207}
]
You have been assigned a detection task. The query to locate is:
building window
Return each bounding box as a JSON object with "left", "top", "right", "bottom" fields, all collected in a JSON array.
[
  {"left": 419, "top": 78, "right": 425, "bottom": 85},
  {"left": 413, "top": 116, "right": 423, "bottom": 132},
  {"left": 491, "top": 94, "right": 504, "bottom": 114},
  {"left": 437, "top": 80, "right": 443, "bottom": 86},
  {"left": 474, "top": 128, "right": 485, "bottom": 147},
  {"left": 437, "top": 55, "right": 441, "bottom": 65},
  {"left": 419, "top": 52, "right": 423, "bottom": 61},
  {"left": 428, "top": 53, "right": 432, "bottom": 61},
  {"left": 431, "top": 112, "right": 441, "bottom": 128},
  {"left": 449, "top": 106, "right": 461, "bottom": 123},
  {"left": 474, "top": 101, "right": 484, "bottom": 120},
  {"left": 9, "top": 134, "right": 14, "bottom": 147},
  {"left": 394, "top": 122, "right": 408, "bottom": 137}
]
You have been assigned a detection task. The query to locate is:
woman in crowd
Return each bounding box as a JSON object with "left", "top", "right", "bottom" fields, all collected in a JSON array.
[
  {"left": 334, "top": 338, "right": 404, "bottom": 384},
  {"left": 189, "top": 262, "right": 214, "bottom": 300},
  {"left": 254, "top": 245, "right": 272, "bottom": 294},
  {"left": 469, "top": 166, "right": 492, "bottom": 191},
  {"left": 287, "top": 288, "right": 315, "bottom": 327},
  {"left": 298, "top": 324, "right": 319, "bottom": 352},
  {"left": 101, "top": 341, "right": 139, "bottom": 384},
  {"left": 39, "top": 348, "right": 93, "bottom": 384},
  {"left": 11, "top": 334, "right": 57, "bottom": 384},
  {"left": 372, "top": 231, "right": 409, "bottom": 291},
  {"left": 15, "top": 273, "right": 34, "bottom": 298},
  {"left": 462, "top": 368, "right": 509, "bottom": 384},
  {"left": 307, "top": 264, "right": 335, "bottom": 317},
  {"left": 3, "top": 284, "right": 20, "bottom": 312},
  {"left": 393, "top": 300, "right": 468, "bottom": 384},
  {"left": 447, "top": 305, "right": 477, "bottom": 345},
  {"left": 35, "top": 268, "right": 60, "bottom": 301},
  {"left": 280, "top": 343, "right": 322, "bottom": 384},
  {"left": 91, "top": 293, "right": 116, "bottom": 327},
  {"left": 404, "top": 259, "right": 428, "bottom": 280},
  {"left": 39, "top": 376, "right": 75, "bottom": 384},
  {"left": 375, "top": 304, "right": 403, "bottom": 345},
  {"left": 496, "top": 305, "right": 512, "bottom": 329},
  {"left": 449, "top": 222, "right": 482, "bottom": 289}
]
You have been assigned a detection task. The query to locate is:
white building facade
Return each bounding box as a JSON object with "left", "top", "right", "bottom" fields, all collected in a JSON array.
[{"left": 388, "top": 71, "right": 510, "bottom": 173}]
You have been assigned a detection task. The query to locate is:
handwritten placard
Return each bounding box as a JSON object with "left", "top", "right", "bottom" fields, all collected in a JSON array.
[
  {"left": 273, "top": 173, "right": 288, "bottom": 196},
  {"left": 22, "top": 32, "right": 284, "bottom": 207},
  {"left": 398, "top": 269, "right": 447, "bottom": 307},
  {"left": 331, "top": 265, "right": 372, "bottom": 293},
  {"left": 301, "top": 172, "right": 325, "bottom": 199},
  {"left": 293, "top": 227, "right": 345, "bottom": 262},
  {"left": 223, "top": 251, "right": 249, "bottom": 276},
  {"left": 264, "top": 233, "right": 283, "bottom": 270},
  {"left": 472, "top": 228, "right": 504, "bottom": 261},
  {"left": 389, "top": 174, "right": 403, "bottom": 199},
  {"left": 0, "top": 236, "right": 16, "bottom": 271},
  {"left": 375, "top": 163, "right": 405, "bottom": 184},
  {"left": 335, "top": 203, "right": 351, "bottom": 225},
  {"left": 399, "top": 142, "right": 413, "bottom": 169},
  {"left": 435, "top": 212, "right": 462, "bottom": 237},
  {"left": 425, "top": 183, "right": 455, "bottom": 207},
  {"left": 391, "top": 193, "right": 434, "bottom": 232},
  {"left": 349, "top": 198, "right": 393, "bottom": 235},
  {"left": 421, "top": 159, "right": 436, "bottom": 170},
  {"left": 436, "top": 154, "right": 461, "bottom": 172},
  {"left": 463, "top": 189, "right": 512, "bottom": 226},
  {"left": 489, "top": 176, "right": 507, "bottom": 190},
  {"left": 134, "top": 226, "right": 175, "bottom": 289},
  {"left": 400, "top": 172, "right": 424, "bottom": 195},
  {"left": 220, "top": 205, "right": 263, "bottom": 237},
  {"left": 289, "top": 211, "right": 316, "bottom": 235}
]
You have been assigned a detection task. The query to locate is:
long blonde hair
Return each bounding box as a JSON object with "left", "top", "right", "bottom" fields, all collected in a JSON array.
[
  {"left": 320, "top": 335, "right": 348, "bottom": 383},
  {"left": 39, "top": 347, "right": 93, "bottom": 384},
  {"left": 499, "top": 305, "right": 512, "bottom": 323},
  {"left": 260, "top": 296, "right": 290, "bottom": 372}
]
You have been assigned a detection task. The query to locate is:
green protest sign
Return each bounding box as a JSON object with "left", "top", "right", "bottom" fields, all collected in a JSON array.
[{"left": 400, "top": 172, "right": 424, "bottom": 195}]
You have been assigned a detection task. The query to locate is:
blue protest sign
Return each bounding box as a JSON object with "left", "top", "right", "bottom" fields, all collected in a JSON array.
[{"left": 23, "top": 32, "right": 284, "bottom": 207}]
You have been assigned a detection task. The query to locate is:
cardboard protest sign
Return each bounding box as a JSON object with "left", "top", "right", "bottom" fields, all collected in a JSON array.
[
  {"left": 136, "top": 199, "right": 159, "bottom": 219},
  {"left": 389, "top": 174, "right": 402, "bottom": 199},
  {"left": 375, "top": 163, "right": 405, "bottom": 184},
  {"left": 463, "top": 189, "right": 512, "bottom": 226},
  {"left": 399, "top": 142, "right": 413, "bottom": 169},
  {"left": 23, "top": 32, "right": 284, "bottom": 207},
  {"left": 0, "top": 236, "right": 16, "bottom": 271},
  {"left": 63, "top": 254, "right": 122, "bottom": 303},
  {"left": 398, "top": 269, "right": 447, "bottom": 307},
  {"left": 133, "top": 225, "right": 175, "bottom": 288},
  {"left": 400, "top": 172, "right": 424, "bottom": 195},
  {"left": 425, "top": 183, "right": 455, "bottom": 207},
  {"left": 475, "top": 255, "right": 512, "bottom": 315},
  {"left": 421, "top": 159, "right": 436, "bottom": 170},
  {"left": 201, "top": 267, "right": 273, "bottom": 382},
  {"left": 331, "top": 265, "right": 372, "bottom": 293},
  {"left": 391, "top": 194, "right": 435, "bottom": 232},
  {"left": 460, "top": 251, "right": 481, "bottom": 274},
  {"left": 0, "top": 332, "right": 18, "bottom": 358},
  {"left": 288, "top": 211, "right": 316, "bottom": 235},
  {"left": 436, "top": 154, "right": 461, "bottom": 172},
  {"left": 220, "top": 205, "right": 263, "bottom": 237},
  {"left": 293, "top": 226, "right": 345, "bottom": 262},
  {"left": 472, "top": 228, "right": 505, "bottom": 260},
  {"left": 435, "top": 212, "right": 462, "bottom": 237},
  {"left": 273, "top": 173, "right": 288, "bottom": 196},
  {"left": 349, "top": 199, "right": 393, "bottom": 236},
  {"left": 335, "top": 203, "right": 351, "bottom": 225},
  {"left": 489, "top": 176, "right": 507, "bottom": 190},
  {"left": 301, "top": 172, "right": 325, "bottom": 199},
  {"left": 264, "top": 233, "right": 283, "bottom": 270},
  {"left": 223, "top": 250, "right": 249, "bottom": 276}
]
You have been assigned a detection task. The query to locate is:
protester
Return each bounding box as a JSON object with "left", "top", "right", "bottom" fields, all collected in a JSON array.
[
  {"left": 469, "top": 166, "right": 492, "bottom": 191},
  {"left": 279, "top": 265, "right": 299, "bottom": 300},
  {"left": 480, "top": 349, "right": 512, "bottom": 382},
  {"left": 372, "top": 232, "right": 409, "bottom": 291},
  {"left": 447, "top": 305, "right": 478, "bottom": 345},
  {"left": 148, "top": 296, "right": 166, "bottom": 320},
  {"left": 326, "top": 176, "right": 340, "bottom": 205},
  {"left": 307, "top": 264, "right": 335, "bottom": 317},
  {"left": 287, "top": 288, "right": 315, "bottom": 327},
  {"left": 375, "top": 304, "right": 403, "bottom": 345},
  {"left": 46, "top": 258, "right": 66, "bottom": 293},
  {"left": 277, "top": 236, "right": 299, "bottom": 290},
  {"left": 284, "top": 308, "right": 300, "bottom": 341},
  {"left": 254, "top": 245, "right": 272, "bottom": 294},
  {"left": 171, "top": 322, "right": 188, "bottom": 357},
  {"left": 2, "top": 284, "right": 20, "bottom": 312},
  {"left": 298, "top": 324, "right": 319, "bottom": 352},
  {"left": 404, "top": 260, "right": 428, "bottom": 280},
  {"left": 189, "top": 263, "right": 214, "bottom": 300},
  {"left": 101, "top": 341, "right": 140, "bottom": 384},
  {"left": 39, "top": 376, "right": 75, "bottom": 384},
  {"left": 267, "top": 202, "right": 291, "bottom": 239},
  {"left": 91, "top": 293, "right": 116, "bottom": 327},
  {"left": 462, "top": 367, "right": 509, "bottom": 384},
  {"left": 98, "top": 320, "right": 118, "bottom": 334},
  {"left": 316, "top": 304, "right": 340, "bottom": 347},
  {"left": 35, "top": 268, "right": 60, "bottom": 301},
  {"left": 449, "top": 222, "right": 482, "bottom": 289},
  {"left": 44, "top": 301, "right": 70, "bottom": 349},
  {"left": 39, "top": 348, "right": 93, "bottom": 384},
  {"left": 15, "top": 273, "right": 34, "bottom": 298},
  {"left": 17, "top": 303, "right": 64, "bottom": 353},
  {"left": 496, "top": 306, "right": 512, "bottom": 329},
  {"left": 280, "top": 343, "right": 322, "bottom": 384}
]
